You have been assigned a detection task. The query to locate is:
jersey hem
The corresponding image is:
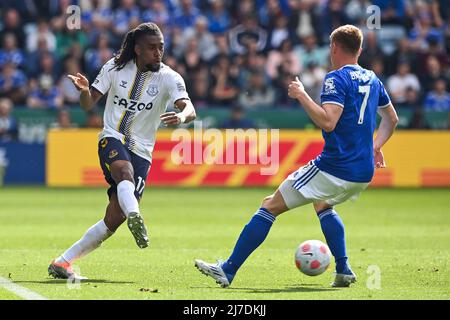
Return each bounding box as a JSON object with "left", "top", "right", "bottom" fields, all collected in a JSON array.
[
  {"left": 322, "top": 101, "right": 344, "bottom": 108},
  {"left": 378, "top": 101, "right": 391, "bottom": 109},
  {"left": 313, "top": 160, "right": 372, "bottom": 183},
  {"left": 91, "top": 84, "right": 106, "bottom": 95}
]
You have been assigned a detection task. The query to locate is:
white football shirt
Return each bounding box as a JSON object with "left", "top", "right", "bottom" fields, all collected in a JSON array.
[{"left": 92, "top": 58, "right": 189, "bottom": 162}]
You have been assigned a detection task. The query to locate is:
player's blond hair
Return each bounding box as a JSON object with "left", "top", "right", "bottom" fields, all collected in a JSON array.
[{"left": 330, "top": 25, "right": 363, "bottom": 55}]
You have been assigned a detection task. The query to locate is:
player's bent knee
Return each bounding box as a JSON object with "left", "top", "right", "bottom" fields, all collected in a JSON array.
[
  {"left": 261, "top": 194, "right": 287, "bottom": 217},
  {"left": 313, "top": 201, "right": 333, "bottom": 214},
  {"left": 261, "top": 195, "right": 274, "bottom": 207}
]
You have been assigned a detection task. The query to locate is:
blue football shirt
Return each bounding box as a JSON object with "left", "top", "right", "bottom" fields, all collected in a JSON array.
[{"left": 314, "top": 64, "right": 391, "bottom": 182}]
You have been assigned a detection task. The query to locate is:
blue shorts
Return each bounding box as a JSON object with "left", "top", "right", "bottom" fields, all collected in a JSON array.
[{"left": 98, "top": 137, "right": 151, "bottom": 200}]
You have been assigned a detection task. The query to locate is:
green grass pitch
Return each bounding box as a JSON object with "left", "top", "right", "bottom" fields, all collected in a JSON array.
[{"left": 0, "top": 187, "right": 449, "bottom": 300}]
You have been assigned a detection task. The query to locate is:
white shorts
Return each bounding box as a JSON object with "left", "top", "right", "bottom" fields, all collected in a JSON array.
[{"left": 278, "top": 161, "right": 370, "bottom": 209}]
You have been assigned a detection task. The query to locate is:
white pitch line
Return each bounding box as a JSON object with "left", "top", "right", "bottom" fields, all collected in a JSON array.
[{"left": 0, "top": 276, "right": 48, "bottom": 300}]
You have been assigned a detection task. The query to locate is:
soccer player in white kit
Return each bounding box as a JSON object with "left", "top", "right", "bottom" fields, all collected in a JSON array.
[{"left": 48, "top": 22, "right": 196, "bottom": 279}]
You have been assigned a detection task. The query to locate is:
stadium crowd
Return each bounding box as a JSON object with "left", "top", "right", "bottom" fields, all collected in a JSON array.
[{"left": 0, "top": 0, "right": 449, "bottom": 140}]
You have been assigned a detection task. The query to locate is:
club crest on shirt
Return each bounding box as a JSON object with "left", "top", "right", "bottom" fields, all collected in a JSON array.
[
  {"left": 324, "top": 77, "right": 337, "bottom": 94},
  {"left": 109, "top": 149, "right": 118, "bottom": 159},
  {"left": 176, "top": 82, "right": 185, "bottom": 92},
  {"left": 146, "top": 84, "right": 159, "bottom": 97}
]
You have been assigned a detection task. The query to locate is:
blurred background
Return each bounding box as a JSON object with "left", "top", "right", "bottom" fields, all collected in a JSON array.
[{"left": 0, "top": 0, "right": 449, "bottom": 187}]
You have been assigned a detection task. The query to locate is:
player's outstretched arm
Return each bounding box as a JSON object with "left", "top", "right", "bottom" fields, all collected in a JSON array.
[
  {"left": 160, "top": 99, "right": 197, "bottom": 126},
  {"left": 67, "top": 73, "right": 103, "bottom": 111},
  {"left": 374, "top": 104, "right": 399, "bottom": 168},
  {"left": 288, "top": 77, "right": 343, "bottom": 132}
]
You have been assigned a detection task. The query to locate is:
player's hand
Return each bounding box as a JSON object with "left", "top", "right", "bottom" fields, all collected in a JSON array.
[
  {"left": 288, "top": 76, "right": 306, "bottom": 99},
  {"left": 374, "top": 148, "right": 386, "bottom": 169},
  {"left": 160, "top": 112, "right": 185, "bottom": 126},
  {"left": 68, "top": 73, "right": 90, "bottom": 92}
]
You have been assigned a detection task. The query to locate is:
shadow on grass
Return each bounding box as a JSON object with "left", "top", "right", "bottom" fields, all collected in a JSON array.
[
  {"left": 191, "top": 284, "right": 339, "bottom": 293},
  {"left": 14, "top": 279, "right": 134, "bottom": 285}
]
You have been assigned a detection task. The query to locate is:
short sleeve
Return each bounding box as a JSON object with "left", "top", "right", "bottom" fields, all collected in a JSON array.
[
  {"left": 378, "top": 80, "right": 391, "bottom": 109},
  {"left": 167, "top": 72, "right": 190, "bottom": 105},
  {"left": 91, "top": 59, "right": 114, "bottom": 95},
  {"left": 320, "top": 71, "right": 347, "bottom": 108}
]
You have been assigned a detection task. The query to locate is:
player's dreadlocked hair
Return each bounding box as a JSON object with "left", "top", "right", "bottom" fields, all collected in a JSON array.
[{"left": 114, "top": 22, "right": 162, "bottom": 70}]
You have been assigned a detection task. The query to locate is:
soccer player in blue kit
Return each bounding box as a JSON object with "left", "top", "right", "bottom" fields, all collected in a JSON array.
[{"left": 195, "top": 25, "right": 399, "bottom": 288}]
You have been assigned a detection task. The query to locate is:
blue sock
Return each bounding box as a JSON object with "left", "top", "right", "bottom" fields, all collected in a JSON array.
[
  {"left": 317, "top": 208, "right": 349, "bottom": 274},
  {"left": 222, "top": 208, "right": 276, "bottom": 276}
]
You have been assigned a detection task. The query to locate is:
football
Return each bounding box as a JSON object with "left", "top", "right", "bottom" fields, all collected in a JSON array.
[{"left": 295, "top": 240, "right": 331, "bottom": 276}]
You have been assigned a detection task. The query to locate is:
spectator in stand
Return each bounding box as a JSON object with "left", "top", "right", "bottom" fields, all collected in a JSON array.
[
  {"left": 266, "top": 39, "right": 301, "bottom": 80},
  {"left": 0, "top": 0, "right": 446, "bottom": 129},
  {"left": 59, "top": 58, "right": 83, "bottom": 105},
  {"left": 163, "top": 54, "right": 186, "bottom": 78},
  {"left": 231, "top": 0, "right": 257, "bottom": 24},
  {"left": 409, "top": 5, "right": 445, "bottom": 52},
  {"left": 27, "top": 74, "right": 63, "bottom": 110},
  {"left": 54, "top": 27, "right": 89, "bottom": 60},
  {"left": 189, "top": 66, "right": 211, "bottom": 109},
  {"left": 84, "top": 33, "right": 114, "bottom": 80},
  {"left": 182, "top": 16, "right": 218, "bottom": 62},
  {"left": 258, "top": 0, "right": 288, "bottom": 29},
  {"left": 0, "top": 9, "right": 26, "bottom": 49},
  {"left": 294, "top": 34, "right": 329, "bottom": 70},
  {"left": 207, "top": 0, "right": 231, "bottom": 34},
  {"left": 50, "top": 109, "right": 77, "bottom": 129},
  {"left": 112, "top": 0, "right": 141, "bottom": 42},
  {"left": 179, "top": 37, "right": 203, "bottom": 77},
  {"left": 141, "top": 0, "right": 170, "bottom": 28},
  {"left": 416, "top": 35, "right": 449, "bottom": 78},
  {"left": 238, "top": 70, "right": 276, "bottom": 110},
  {"left": 387, "top": 61, "right": 421, "bottom": 105},
  {"left": 359, "top": 31, "right": 384, "bottom": 70},
  {"left": 229, "top": 14, "right": 267, "bottom": 55},
  {"left": 173, "top": 0, "right": 201, "bottom": 30},
  {"left": 299, "top": 62, "right": 327, "bottom": 104},
  {"left": 0, "top": 62, "right": 27, "bottom": 104},
  {"left": 420, "top": 55, "right": 449, "bottom": 92},
  {"left": 210, "top": 54, "right": 238, "bottom": 107},
  {"left": 0, "top": 98, "right": 18, "bottom": 142},
  {"left": 372, "top": 0, "right": 408, "bottom": 25},
  {"left": 238, "top": 50, "right": 267, "bottom": 88},
  {"left": 424, "top": 79, "right": 450, "bottom": 111},
  {"left": 386, "top": 38, "right": 417, "bottom": 76},
  {"left": 320, "top": 0, "right": 351, "bottom": 41},
  {"left": 80, "top": 0, "right": 113, "bottom": 45},
  {"left": 275, "top": 72, "right": 299, "bottom": 108},
  {"left": 35, "top": 52, "right": 60, "bottom": 84},
  {"left": 0, "top": 33, "right": 25, "bottom": 69},
  {"left": 267, "top": 15, "right": 291, "bottom": 51},
  {"left": 288, "top": 0, "right": 319, "bottom": 40},
  {"left": 402, "top": 87, "right": 422, "bottom": 110},
  {"left": 220, "top": 105, "right": 256, "bottom": 129},
  {"left": 371, "top": 58, "right": 388, "bottom": 84},
  {"left": 26, "top": 19, "right": 56, "bottom": 53},
  {"left": 214, "top": 34, "right": 231, "bottom": 57},
  {"left": 26, "top": 38, "right": 59, "bottom": 79},
  {"left": 345, "top": 0, "right": 373, "bottom": 25}
]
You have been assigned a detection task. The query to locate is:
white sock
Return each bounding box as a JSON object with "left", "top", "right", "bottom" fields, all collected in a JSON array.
[
  {"left": 59, "top": 220, "right": 113, "bottom": 264},
  {"left": 117, "top": 180, "right": 140, "bottom": 217}
]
